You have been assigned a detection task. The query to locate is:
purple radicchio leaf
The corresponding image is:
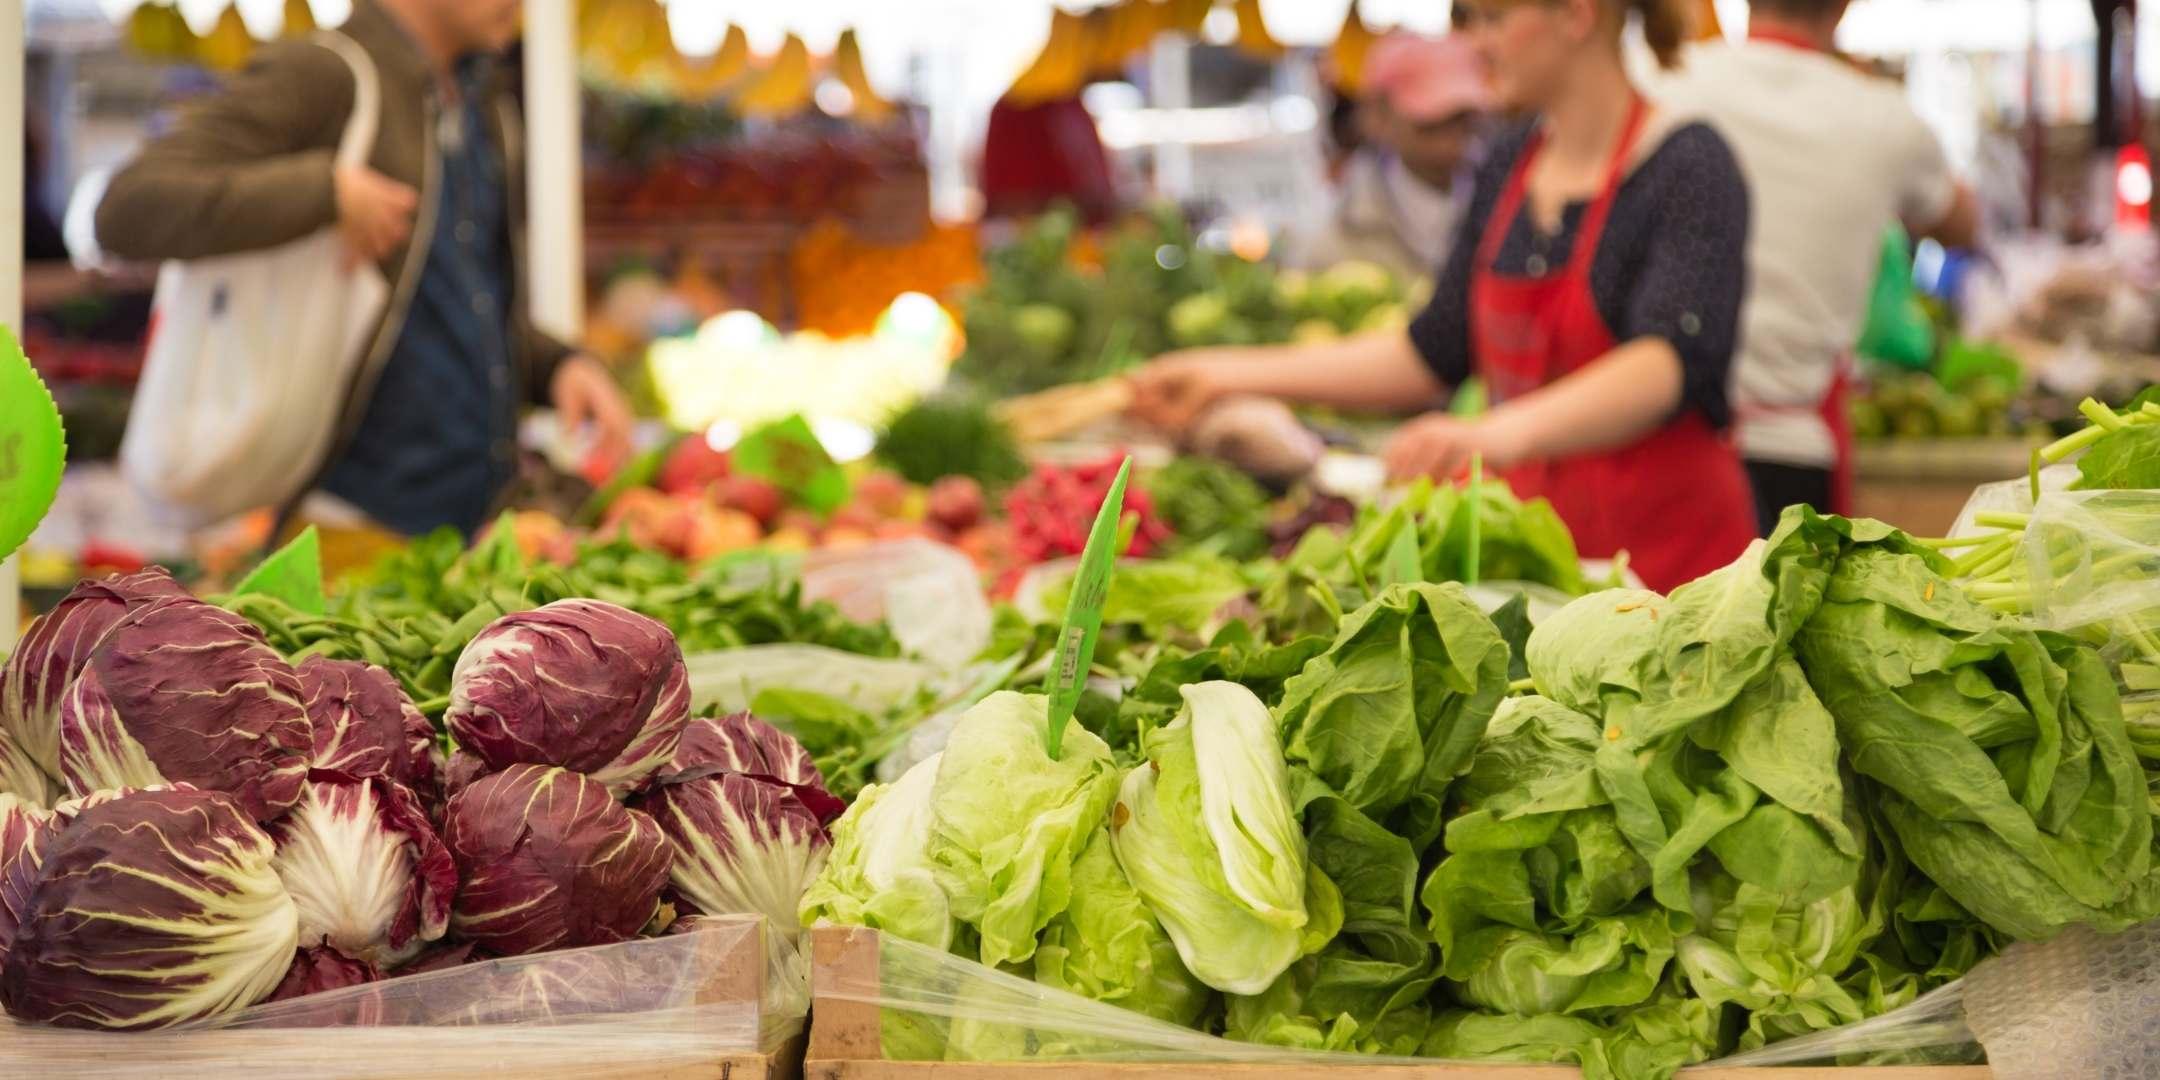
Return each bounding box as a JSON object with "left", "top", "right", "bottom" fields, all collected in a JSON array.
[
  {"left": 55, "top": 600, "right": 313, "bottom": 821},
  {"left": 270, "top": 773, "right": 456, "bottom": 969},
  {"left": 670, "top": 712, "right": 845, "bottom": 824},
  {"left": 0, "top": 787, "right": 299, "bottom": 1029},
  {"left": 0, "top": 568, "right": 189, "bottom": 782},
  {"left": 445, "top": 600, "right": 686, "bottom": 777},
  {"left": 587, "top": 653, "right": 690, "bottom": 798},
  {"left": 297, "top": 657, "right": 440, "bottom": 800},
  {"left": 0, "top": 794, "right": 58, "bottom": 969},
  {"left": 266, "top": 945, "right": 381, "bottom": 1004},
  {"left": 441, "top": 764, "right": 669, "bottom": 956}
]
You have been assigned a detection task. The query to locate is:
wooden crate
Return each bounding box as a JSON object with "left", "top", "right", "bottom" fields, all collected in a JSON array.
[
  {"left": 0, "top": 916, "right": 801, "bottom": 1080},
  {"left": 806, "top": 927, "right": 1988, "bottom": 1080}
]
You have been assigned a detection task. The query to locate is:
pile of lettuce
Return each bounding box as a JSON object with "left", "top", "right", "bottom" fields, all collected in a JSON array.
[{"left": 798, "top": 507, "right": 2160, "bottom": 1080}]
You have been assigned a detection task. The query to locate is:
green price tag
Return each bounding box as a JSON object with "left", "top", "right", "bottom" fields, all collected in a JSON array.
[
  {"left": 1044, "top": 456, "right": 1133, "bottom": 758},
  {"left": 1463, "top": 455, "right": 1483, "bottom": 586},
  {"left": 732, "top": 415, "right": 850, "bottom": 515},
  {"left": 0, "top": 326, "right": 67, "bottom": 563},
  {"left": 231, "top": 526, "right": 327, "bottom": 615}
]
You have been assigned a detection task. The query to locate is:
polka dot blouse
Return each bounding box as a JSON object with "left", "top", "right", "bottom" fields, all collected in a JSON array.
[{"left": 1406, "top": 118, "right": 1752, "bottom": 429}]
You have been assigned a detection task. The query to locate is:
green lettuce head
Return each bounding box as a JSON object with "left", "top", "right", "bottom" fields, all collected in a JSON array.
[
  {"left": 798, "top": 752, "right": 953, "bottom": 951},
  {"left": 927, "top": 692, "right": 1119, "bottom": 968},
  {"left": 1114, "top": 681, "right": 1311, "bottom": 995},
  {"left": 1034, "top": 825, "right": 1212, "bottom": 1026}
]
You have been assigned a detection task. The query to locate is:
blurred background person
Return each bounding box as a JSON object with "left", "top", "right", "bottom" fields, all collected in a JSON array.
[
  {"left": 1283, "top": 33, "right": 1493, "bottom": 277},
  {"left": 1653, "top": 0, "right": 1978, "bottom": 530}
]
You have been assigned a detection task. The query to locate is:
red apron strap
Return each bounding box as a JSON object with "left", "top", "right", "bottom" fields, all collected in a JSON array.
[
  {"left": 1566, "top": 95, "right": 1651, "bottom": 278},
  {"left": 1476, "top": 129, "right": 1544, "bottom": 270}
]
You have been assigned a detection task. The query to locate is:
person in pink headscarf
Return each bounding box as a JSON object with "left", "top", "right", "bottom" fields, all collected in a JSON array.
[{"left": 1286, "top": 33, "right": 1494, "bottom": 277}]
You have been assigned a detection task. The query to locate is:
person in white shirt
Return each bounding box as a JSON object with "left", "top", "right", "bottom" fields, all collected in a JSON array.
[
  {"left": 1652, "top": 0, "right": 1978, "bottom": 532},
  {"left": 1286, "top": 34, "right": 1493, "bottom": 278}
]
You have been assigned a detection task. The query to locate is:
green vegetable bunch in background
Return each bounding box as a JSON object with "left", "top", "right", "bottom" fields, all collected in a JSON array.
[
  {"left": 950, "top": 204, "right": 1417, "bottom": 396},
  {"left": 225, "top": 522, "right": 898, "bottom": 717}
]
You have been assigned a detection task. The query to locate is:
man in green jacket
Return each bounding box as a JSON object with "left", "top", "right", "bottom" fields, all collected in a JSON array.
[{"left": 96, "top": 0, "right": 631, "bottom": 537}]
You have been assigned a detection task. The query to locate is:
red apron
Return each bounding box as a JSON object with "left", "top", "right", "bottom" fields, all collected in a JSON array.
[
  {"left": 1739, "top": 26, "right": 1856, "bottom": 515},
  {"left": 1469, "top": 98, "right": 1757, "bottom": 593}
]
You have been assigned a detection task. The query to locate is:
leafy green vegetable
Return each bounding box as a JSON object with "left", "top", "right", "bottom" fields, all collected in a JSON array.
[
  {"left": 876, "top": 393, "right": 1028, "bottom": 491},
  {"left": 1033, "top": 826, "right": 1211, "bottom": 1026},
  {"left": 1113, "top": 682, "right": 1315, "bottom": 995},
  {"left": 1263, "top": 478, "right": 1587, "bottom": 640},
  {"left": 1796, "top": 543, "right": 2159, "bottom": 939},
  {"left": 1150, "top": 457, "right": 1273, "bottom": 561},
  {"left": 1038, "top": 554, "right": 1254, "bottom": 646},
  {"left": 1277, "top": 582, "right": 1509, "bottom": 848},
  {"left": 232, "top": 535, "right": 897, "bottom": 717},
  {"left": 926, "top": 692, "right": 1119, "bottom": 968},
  {"left": 798, "top": 753, "right": 955, "bottom": 951}
]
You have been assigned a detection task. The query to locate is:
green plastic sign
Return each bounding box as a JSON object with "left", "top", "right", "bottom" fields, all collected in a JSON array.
[
  {"left": 231, "top": 526, "right": 327, "bottom": 615},
  {"left": 732, "top": 415, "right": 850, "bottom": 515},
  {"left": 1044, "top": 456, "right": 1133, "bottom": 758},
  {"left": 0, "top": 326, "right": 67, "bottom": 562}
]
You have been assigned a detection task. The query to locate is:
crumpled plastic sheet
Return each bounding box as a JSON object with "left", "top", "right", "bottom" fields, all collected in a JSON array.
[
  {"left": 828, "top": 919, "right": 2160, "bottom": 1073},
  {"left": 685, "top": 643, "right": 947, "bottom": 717},
  {"left": 0, "top": 918, "right": 800, "bottom": 1078},
  {"left": 800, "top": 539, "right": 992, "bottom": 670}
]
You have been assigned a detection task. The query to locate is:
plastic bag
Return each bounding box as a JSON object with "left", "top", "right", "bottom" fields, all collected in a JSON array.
[
  {"left": 1856, "top": 225, "right": 1937, "bottom": 370},
  {"left": 1946, "top": 463, "right": 2079, "bottom": 539},
  {"left": 2019, "top": 489, "right": 2160, "bottom": 730},
  {"left": 1718, "top": 920, "right": 2160, "bottom": 1078},
  {"left": 813, "top": 920, "right": 2160, "bottom": 1074},
  {"left": 800, "top": 540, "right": 992, "bottom": 670},
  {"left": 0, "top": 918, "right": 799, "bottom": 1078},
  {"left": 685, "top": 644, "right": 945, "bottom": 716}
]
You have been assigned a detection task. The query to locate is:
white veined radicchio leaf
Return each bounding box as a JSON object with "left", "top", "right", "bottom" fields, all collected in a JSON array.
[
  {"left": 56, "top": 600, "right": 313, "bottom": 821},
  {"left": 637, "top": 769, "right": 831, "bottom": 943},
  {"left": 441, "top": 765, "right": 669, "bottom": 955},
  {"left": 445, "top": 600, "right": 686, "bottom": 778},
  {"left": 0, "top": 724, "right": 57, "bottom": 810},
  {"left": 0, "top": 569, "right": 188, "bottom": 781},
  {"left": 271, "top": 774, "right": 455, "bottom": 969},
  {"left": 0, "top": 787, "right": 299, "bottom": 1029}
]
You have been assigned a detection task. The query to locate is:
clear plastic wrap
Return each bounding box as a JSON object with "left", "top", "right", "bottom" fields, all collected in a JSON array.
[
  {"left": 685, "top": 644, "right": 944, "bottom": 716},
  {"left": 799, "top": 539, "right": 992, "bottom": 670},
  {"left": 811, "top": 921, "right": 2160, "bottom": 1075},
  {"left": 2019, "top": 490, "right": 2160, "bottom": 732},
  {"left": 0, "top": 917, "right": 801, "bottom": 1077}
]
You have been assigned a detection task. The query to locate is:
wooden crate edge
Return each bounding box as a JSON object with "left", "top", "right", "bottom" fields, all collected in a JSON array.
[{"left": 805, "top": 927, "right": 1991, "bottom": 1078}]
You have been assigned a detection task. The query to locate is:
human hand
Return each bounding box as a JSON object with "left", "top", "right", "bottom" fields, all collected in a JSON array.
[
  {"left": 334, "top": 165, "right": 419, "bottom": 269},
  {"left": 1381, "top": 412, "right": 1530, "bottom": 484},
  {"left": 1124, "top": 348, "right": 1261, "bottom": 431},
  {"left": 550, "top": 355, "right": 635, "bottom": 472}
]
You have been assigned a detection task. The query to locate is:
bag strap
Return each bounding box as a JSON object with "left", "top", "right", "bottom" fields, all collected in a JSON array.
[
  {"left": 313, "top": 31, "right": 381, "bottom": 171},
  {"left": 262, "top": 32, "right": 386, "bottom": 551}
]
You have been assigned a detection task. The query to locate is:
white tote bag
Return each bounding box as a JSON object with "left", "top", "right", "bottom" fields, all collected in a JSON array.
[{"left": 121, "top": 32, "right": 394, "bottom": 527}]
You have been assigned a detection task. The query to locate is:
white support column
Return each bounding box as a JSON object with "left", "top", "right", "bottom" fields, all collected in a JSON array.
[
  {"left": 4, "top": 0, "right": 26, "bottom": 649},
  {"left": 523, "top": 0, "right": 584, "bottom": 340}
]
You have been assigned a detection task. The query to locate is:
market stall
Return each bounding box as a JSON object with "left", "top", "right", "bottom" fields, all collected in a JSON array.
[{"left": 7, "top": 0, "right": 2160, "bottom": 1076}]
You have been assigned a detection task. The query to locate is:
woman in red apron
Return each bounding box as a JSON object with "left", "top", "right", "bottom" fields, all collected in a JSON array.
[{"left": 1130, "top": 0, "right": 1756, "bottom": 592}]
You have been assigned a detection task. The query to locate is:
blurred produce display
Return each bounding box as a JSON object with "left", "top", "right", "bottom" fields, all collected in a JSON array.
[
  {"left": 586, "top": 127, "right": 922, "bottom": 227},
  {"left": 953, "top": 205, "right": 1418, "bottom": 397},
  {"left": 790, "top": 219, "right": 979, "bottom": 338}
]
